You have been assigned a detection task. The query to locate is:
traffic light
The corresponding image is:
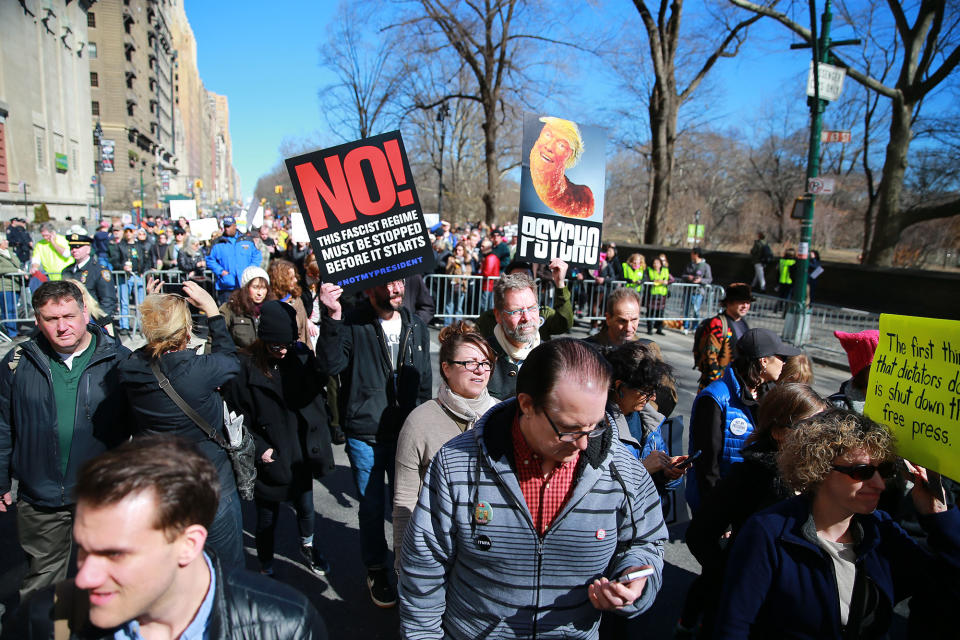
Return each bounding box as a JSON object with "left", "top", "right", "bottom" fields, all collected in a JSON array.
[
  {"left": 274, "top": 185, "right": 283, "bottom": 194},
  {"left": 194, "top": 179, "right": 203, "bottom": 190}
]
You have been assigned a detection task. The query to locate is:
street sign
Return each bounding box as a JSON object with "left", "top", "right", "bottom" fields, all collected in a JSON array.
[
  {"left": 91, "top": 175, "right": 98, "bottom": 186},
  {"left": 806, "top": 62, "right": 846, "bottom": 101},
  {"left": 821, "top": 130, "right": 852, "bottom": 143},
  {"left": 807, "top": 177, "right": 836, "bottom": 195},
  {"left": 686, "top": 224, "right": 705, "bottom": 244}
]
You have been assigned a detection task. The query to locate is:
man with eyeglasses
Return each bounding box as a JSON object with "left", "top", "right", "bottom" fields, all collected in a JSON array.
[
  {"left": 484, "top": 260, "right": 573, "bottom": 399},
  {"left": 399, "top": 338, "right": 667, "bottom": 639}
]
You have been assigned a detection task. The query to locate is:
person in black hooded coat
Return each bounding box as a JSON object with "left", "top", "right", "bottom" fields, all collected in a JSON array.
[{"left": 223, "top": 300, "right": 335, "bottom": 577}]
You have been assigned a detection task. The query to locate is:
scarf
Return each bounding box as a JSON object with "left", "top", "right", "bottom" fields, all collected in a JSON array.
[
  {"left": 493, "top": 324, "right": 540, "bottom": 364},
  {"left": 436, "top": 380, "right": 494, "bottom": 432}
]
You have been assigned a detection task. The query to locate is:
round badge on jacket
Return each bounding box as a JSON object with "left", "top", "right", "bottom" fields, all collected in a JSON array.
[{"left": 729, "top": 417, "right": 750, "bottom": 437}]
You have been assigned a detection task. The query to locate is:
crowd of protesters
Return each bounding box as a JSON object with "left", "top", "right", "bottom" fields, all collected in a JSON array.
[{"left": 0, "top": 210, "right": 957, "bottom": 640}]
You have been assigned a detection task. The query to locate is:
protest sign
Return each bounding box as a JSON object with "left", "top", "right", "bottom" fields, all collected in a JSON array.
[
  {"left": 864, "top": 314, "right": 960, "bottom": 481},
  {"left": 170, "top": 198, "right": 197, "bottom": 221},
  {"left": 285, "top": 131, "right": 434, "bottom": 294},
  {"left": 290, "top": 210, "right": 310, "bottom": 243},
  {"left": 189, "top": 217, "right": 220, "bottom": 242},
  {"left": 517, "top": 113, "right": 606, "bottom": 269}
]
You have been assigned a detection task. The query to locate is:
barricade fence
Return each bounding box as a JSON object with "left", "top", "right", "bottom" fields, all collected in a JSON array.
[
  {"left": 0, "top": 268, "right": 215, "bottom": 342},
  {"left": 2, "top": 268, "right": 880, "bottom": 362},
  {"left": 424, "top": 274, "right": 725, "bottom": 324}
]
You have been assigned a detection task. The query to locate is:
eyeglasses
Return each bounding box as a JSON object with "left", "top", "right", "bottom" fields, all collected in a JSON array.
[
  {"left": 831, "top": 461, "right": 897, "bottom": 482},
  {"left": 501, "top": 305, "right": 539, "bottom": 318},
  {"left": 448, "top": 360, "right": 493, "bottom": 372},
  {"left": 543, "top": 410, "right": 607, "bottom": 443},
  {"left": 266, "top": 342, "right": 293, "bottom": 353}
]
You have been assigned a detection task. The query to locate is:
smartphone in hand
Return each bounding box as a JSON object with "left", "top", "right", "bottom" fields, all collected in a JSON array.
[{"left": 672, "top": 450, "right": 702, "bottom": 470}]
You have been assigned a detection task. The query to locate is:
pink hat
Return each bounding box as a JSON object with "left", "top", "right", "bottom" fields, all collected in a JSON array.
[{"left": 834, "top": 330, "right": 879, "bottom": 376}]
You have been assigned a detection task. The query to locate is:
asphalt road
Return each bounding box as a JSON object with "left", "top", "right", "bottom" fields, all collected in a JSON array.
[{"left": 0, "top": 322, "right": 852, "bottom": 637}]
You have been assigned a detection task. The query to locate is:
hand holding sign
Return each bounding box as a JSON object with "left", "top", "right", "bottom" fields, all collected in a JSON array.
[
  {"left": 319, "top": 283, "right": 343, "bottom": 321},
  {"left": 549, "top": 258, "right": 569, "bottom": 289}
]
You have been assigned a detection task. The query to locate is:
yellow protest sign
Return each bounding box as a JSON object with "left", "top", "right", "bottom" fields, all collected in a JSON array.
[{"left": 864, "top": 314, "right": 960, "bottom": 482}]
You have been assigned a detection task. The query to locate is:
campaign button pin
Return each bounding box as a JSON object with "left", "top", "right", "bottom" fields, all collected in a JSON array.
[
  {"left": 596, "top": 529, "right": 606, "bottom": 540},
  {"left": 474, "top": 501, "right": 493, "bottom": 524},
  {"left": 475, "top": 535, "right": 492, "bottom": 551}
]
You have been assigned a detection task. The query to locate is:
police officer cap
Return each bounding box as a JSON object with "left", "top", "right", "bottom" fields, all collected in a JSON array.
[{"left": 67, "top": 233, "right": 94, "bottom": 246}]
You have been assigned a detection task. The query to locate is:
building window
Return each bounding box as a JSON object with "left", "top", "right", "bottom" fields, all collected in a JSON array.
[
  {"left": 126, "top": 74, "right": 134, "bottom": 89},
  {"left": 90, "top": 72, "right": 98, "bottom": 87},
  {"left": 88, "top": 42, "right": 97, "bottom": 58},
  {"left": 87, "top": 12, "right": 95, "bottom": 28},
  {"left": 127, "top": 103, "right": 135, "bottom": 117},
  {"left": 92, "top": 101, "right": 100, "bottom": 116}
]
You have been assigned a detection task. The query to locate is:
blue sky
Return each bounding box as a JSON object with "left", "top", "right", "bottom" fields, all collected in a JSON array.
[{"left": 185, "top": 1, "right": 857, "bottom": 201}]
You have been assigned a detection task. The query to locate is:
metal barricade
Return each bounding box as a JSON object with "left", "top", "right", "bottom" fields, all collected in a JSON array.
[
  {"left": 425, "top": 274, "right": 487, "bottom": 320},
  {"left": 0, "top": 271, "right": 32, "bottom": 342}
]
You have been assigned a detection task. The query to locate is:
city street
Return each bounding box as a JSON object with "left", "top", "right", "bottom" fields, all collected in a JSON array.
[{"left": 0, "top": 322, "right": 852, "bottom": 636}]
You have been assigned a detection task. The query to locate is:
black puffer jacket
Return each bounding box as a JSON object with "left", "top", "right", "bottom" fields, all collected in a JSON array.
[
  {"left": 5, "top": 553, "right": 328, "bottom": 639},
  {"left": 316, "top": 301, "right": 431, "bottom": 444},
  {"left": 223, "top": 346, "right": 335, "bottom": 502},
  {"left": 0, "top": 326, "right": 131, "bottom": 508}
]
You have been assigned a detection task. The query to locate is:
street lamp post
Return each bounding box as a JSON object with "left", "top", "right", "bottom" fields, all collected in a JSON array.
[
  {"left": 436, "top": 102, "right": 450, "bottom": 219},
  {"left": 94, "top": 121, "right": 104, "bottom": 222}
]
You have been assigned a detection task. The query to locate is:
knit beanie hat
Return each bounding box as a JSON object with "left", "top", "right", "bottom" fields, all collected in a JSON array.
[
  {"left": 258, "top": 300, "right": 297, "bottom": 344},
  {"left": 834, "top": 329, "right": 879, "bottom": 376},
  {"left": 241, "top": 266, "right": 269, "bottom": 289}
]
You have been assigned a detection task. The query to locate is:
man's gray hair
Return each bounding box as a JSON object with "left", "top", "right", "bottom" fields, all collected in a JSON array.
[
  {"left": 494, "top": 272, "right": 536, "bottom": 310},
  {"left": 605, "top": 286, "right": 641, "bottom": 316},
  {"left": 40, "top": 222, "right": 57, "bottom": 233}
]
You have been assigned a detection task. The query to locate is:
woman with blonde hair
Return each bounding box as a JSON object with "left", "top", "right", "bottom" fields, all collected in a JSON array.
[
  {"left": 715, "top": 409, "right": 960, "bottom": 639},
  {"left": 392, "top": 321, "right": 497, "bottom": 564},
  {"left": 117, "top": 279, "right": 244, "bottom": 571},
  {"left": 268, "top": 258, "right": 310, "bottom": 346}
]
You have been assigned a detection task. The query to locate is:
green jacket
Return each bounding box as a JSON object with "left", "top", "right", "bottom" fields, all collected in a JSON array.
[
  {"left": 622, "top": 263, "right": 644, "bottom": 290},
  {"left": 646, "top": 266, "right": 670, "bottom": 296},
  {"left": 779, "top": 258, "right": 796, "bottom": 285}
]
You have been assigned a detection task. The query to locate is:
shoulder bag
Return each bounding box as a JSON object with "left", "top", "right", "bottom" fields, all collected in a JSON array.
[{"left": 149, "top": 360, "right": 256, "bottom": 500}]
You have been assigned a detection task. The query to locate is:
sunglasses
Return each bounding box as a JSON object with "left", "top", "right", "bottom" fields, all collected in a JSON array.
[
  {"left": 543, "top": 410, "right": 608, "bottom": 443},
  {"left": 266, "top": 342, "right": 293, "bottom": 353},
  {"left": 831, "top": 461, "right": 897, "bottom": 482}
]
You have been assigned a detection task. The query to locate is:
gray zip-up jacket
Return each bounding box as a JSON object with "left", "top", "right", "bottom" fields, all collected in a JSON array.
[{"left": 398, "top": 398, "right": 667, "bottom": 639}]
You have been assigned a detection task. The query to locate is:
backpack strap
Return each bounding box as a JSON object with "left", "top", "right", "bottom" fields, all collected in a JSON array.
[{"left": 149, "top": 359, "right": 228, "bottom": 448}]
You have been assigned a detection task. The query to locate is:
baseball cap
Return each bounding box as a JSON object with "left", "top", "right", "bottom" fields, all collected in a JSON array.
[
  {"left": 737, "top": 328, "right": 802, "bottom": 360},
  {"left": 123, "top": 224, "right": 137, "bottom": 231},
  {"left": 222, "top": 216, "right": 236, "bottom": 227}
]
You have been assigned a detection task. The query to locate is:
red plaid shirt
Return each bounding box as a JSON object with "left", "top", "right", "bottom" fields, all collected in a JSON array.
[{"left": 512, "top": 414, "right": 580, "bottom": 536}]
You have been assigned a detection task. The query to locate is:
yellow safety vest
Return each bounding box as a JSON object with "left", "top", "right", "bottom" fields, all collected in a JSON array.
[
  {"left": 779, "top": 258, "right": 796, "bottom": 285},
  {"left": 33, "top": 235, "right": 74, "bottom": 280},
  {"left": 647, "top": 267, "right": 670, "bottom": 296}
]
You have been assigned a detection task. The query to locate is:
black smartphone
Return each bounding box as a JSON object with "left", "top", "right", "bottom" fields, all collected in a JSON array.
[
  {"left": 672, "top": 450, "right": 702, "bottom": 470},
  {"left": 164, "top": 282, "right": 186, "bottom": 297}
]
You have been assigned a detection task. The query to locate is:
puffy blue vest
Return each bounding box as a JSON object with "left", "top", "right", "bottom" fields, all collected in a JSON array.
[{"left": 685, "top": 367, "right": 755, "bottom": 512}]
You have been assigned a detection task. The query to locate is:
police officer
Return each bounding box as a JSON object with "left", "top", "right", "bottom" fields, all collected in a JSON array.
[{"left": 63, "top": 233, "right": 117, "bottom": 331}]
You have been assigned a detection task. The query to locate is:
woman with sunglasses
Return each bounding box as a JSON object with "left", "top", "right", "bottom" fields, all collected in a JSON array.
[
  {"left": 392, "top": 322, "right": 497, "bottom": 564},
  {"left": 714, "top": 409, "right": 960, "bottom": 639},
  {"left": 222, "top": 300, "right": 335, "bottom": 577}
]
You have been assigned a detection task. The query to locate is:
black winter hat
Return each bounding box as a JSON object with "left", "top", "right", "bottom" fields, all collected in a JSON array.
[
  {"left": 258, "top": 300, "right": 298, "bottom": 344},
  {"left": 737, "top": 328, "right": 802, "bottom": 360}
]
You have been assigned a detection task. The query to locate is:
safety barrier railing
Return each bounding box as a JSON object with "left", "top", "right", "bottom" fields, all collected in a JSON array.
[
  {"left": 0, "top": 271, "right": 33, "bottom": 342},
  {"left": 424, "top": 273, "right": 726, "bottom": 326},
  {"left": 0, "top": 268, "right": 215, "bottom": 341}
]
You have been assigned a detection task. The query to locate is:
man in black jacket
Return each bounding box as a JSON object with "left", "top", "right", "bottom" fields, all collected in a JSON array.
[
  {"left": 108, "top": 225, "right": 148, "bottom": 334},
  {"left": 0, "top": 281, "right": 131, "bottom": 602},
  {"left": 5, "top": 436, "right": 327, "bottom": 639},
  {"left": 316, "top": 278, "right": 431, "bottom": 609}
]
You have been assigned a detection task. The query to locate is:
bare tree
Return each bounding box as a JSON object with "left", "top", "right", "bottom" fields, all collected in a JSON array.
[
  {"left": 319, "top": 4, "right": 403, "bottom": 141},
  {"left": 729, "top": 0, "right": 960, "bottom": 267},
  {"left": 389, "top": 0, "right": 584, "bottom": 225},
  {"left": 628, "top": 1, "right": 761, "bottom": 244}
]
